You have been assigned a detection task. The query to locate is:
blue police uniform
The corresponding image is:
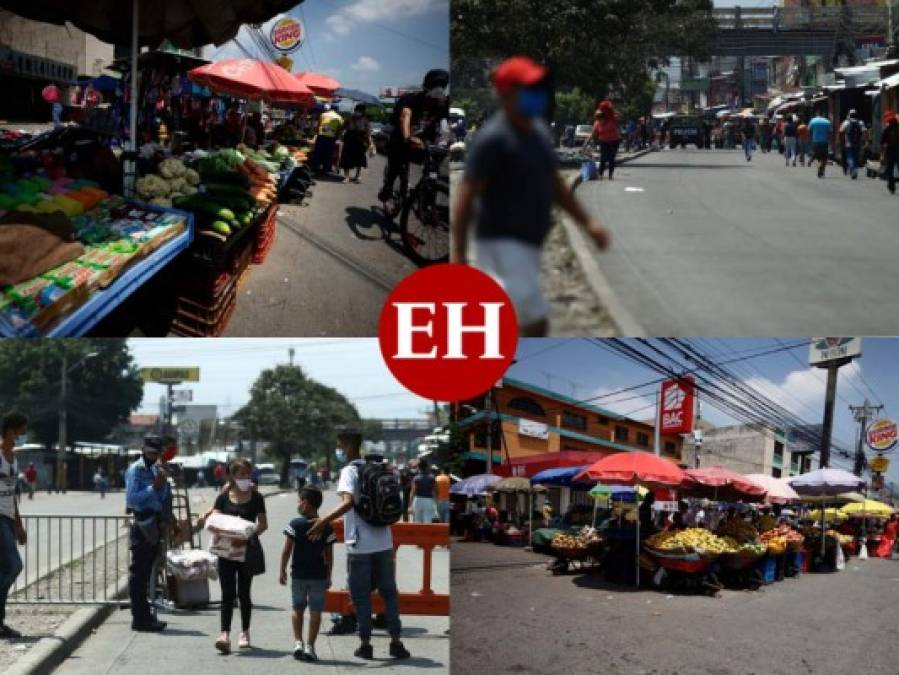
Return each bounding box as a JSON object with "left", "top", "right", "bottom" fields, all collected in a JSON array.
[{"left": 125, "top": 453, "right": 171, "bottom": 628}]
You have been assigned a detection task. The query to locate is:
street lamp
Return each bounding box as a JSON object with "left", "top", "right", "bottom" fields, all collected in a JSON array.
[{"left": 57, "top": 351, "right": 99, "bottom": 492}]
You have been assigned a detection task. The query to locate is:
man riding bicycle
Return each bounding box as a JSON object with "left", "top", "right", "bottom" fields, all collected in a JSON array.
[{"left": 378, "top": 69, "right": 449, "bottom": 212}]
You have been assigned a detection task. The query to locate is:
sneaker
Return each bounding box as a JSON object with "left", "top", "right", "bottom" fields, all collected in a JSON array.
[
  {"left": 304, "top": 644, "right": 318, "bottom": 662},
  {"left": 293, "top": 640, "right": 305, "bottom": 660},
  {"left": 215, "top": 632, "right": 231, "bottom": 654},
  {"left": 355, "top": 643, "right": 374, "bottom": 660},
  {"left": 238, "top": 631, "right": 251, "bottom": 649},
  {"left": 389, "top": 640, "right": 411, "bottom": 659},
  {"left": 0, "top": 624, "right": 22, "bottom": 638}
]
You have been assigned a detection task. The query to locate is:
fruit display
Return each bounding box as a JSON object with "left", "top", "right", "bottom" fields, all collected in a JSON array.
[
  {"left": 551, "top": 527, "right": 603, "bottom": 553},
  {"left": 645, "top": 528, "right": 740, "bottom": 556},
  {"left": 826, "top": 530, "right": 853, "bottom": 546},
  {"left": 716, "top": 520, "right": 759, "bottom": 544},
  {"left": 760, "top": 525, "right": 804, "bottom": 554},
  {"left": 735, "top": 542, "right": 767, "bottom": 556},
  {"left": 757, "top": 514, "right": 776, "bottom": 533}
]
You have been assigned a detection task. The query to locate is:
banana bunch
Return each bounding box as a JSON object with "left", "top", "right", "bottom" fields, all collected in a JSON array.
[
  {"left": 646, "top": 528, "right": 739, "bottom": 554},
  {"left": 738, "top": 542, "right": 767, "bottom": 556},
  {"left": 717, "top": 520, "right": 760, "bottom": 543}
]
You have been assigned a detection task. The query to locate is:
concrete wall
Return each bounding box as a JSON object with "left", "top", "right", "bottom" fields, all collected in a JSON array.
[{"left": 0, "top": 12, "right": 114, "bottom": 75}]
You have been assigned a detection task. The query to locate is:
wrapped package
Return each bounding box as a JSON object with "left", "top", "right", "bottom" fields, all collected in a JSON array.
[
  {"left": 166, "top": 549, "right": 219, "bottom": 581},
  {"left": 205, "top": 513, "right": 256, "bottom": 562},
  {"left": 208, "top": 533, "right": 248, "bottom": 562}
]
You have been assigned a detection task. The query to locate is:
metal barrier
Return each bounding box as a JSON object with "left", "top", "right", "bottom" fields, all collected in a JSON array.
[
  {"left": 9, "top": 514, "right": 132, "bottom": 605},
  {"left": 324, "top": 521, "right": 450, "bottom": 616}
]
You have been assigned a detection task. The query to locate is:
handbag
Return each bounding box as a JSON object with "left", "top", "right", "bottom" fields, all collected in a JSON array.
[{"left": 243, "top": 536, "right": 265, "bottom": 576}]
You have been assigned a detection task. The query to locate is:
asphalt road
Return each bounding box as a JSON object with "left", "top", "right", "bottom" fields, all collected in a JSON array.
[
  {"left": 451, "top": 540, "right": 899, "bottom": 675},
  {"left": 578, "top": 147, "right": 899, "bottom": 336},
  {"left": 224, "top": 154, "right": 419, "bottom": 336},
  {"left": 53, "top": 488, "right": 449, "bottom": 675}
]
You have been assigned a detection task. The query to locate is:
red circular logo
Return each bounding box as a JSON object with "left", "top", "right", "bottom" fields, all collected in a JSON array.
[{"left": 379, "top": 264, "right": 518, "bottom": 401}]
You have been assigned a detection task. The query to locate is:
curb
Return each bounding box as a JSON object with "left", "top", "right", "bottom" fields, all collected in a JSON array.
[
  {"left": 558, "top": 145, "right": 656, "bottom": 169},
  {"left": 10, "top": 488, "right": 291, "bottom": 675}
]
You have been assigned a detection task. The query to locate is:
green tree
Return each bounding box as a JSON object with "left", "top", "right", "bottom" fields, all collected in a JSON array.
[
  {"left": 452, "top": 0, "right": 715, "bottom": 113},
  {"left": 433, "top": 422, "right": 470, "bottom": 476},
  {"left": 0, "top": 339, "right": 143, "bottom": 448},
  {"left": 362, "top": 418, "right": 385, "bottom": 443},
  {"left": 234, "top": 365, "right": 361, "bottom": 485},
  {"left": 554, "top": 88, "right": 596, "bottom": 127}
]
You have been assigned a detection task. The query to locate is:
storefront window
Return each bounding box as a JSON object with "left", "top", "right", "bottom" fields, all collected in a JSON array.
[
  {"left": 597, "top": 415, "right": 610, "bottom": 426},
  {"left": 508, "top": 397, "right": 546, "bottom": 417},
  {"left": 614, "top": 426, "right": 629, "bottom": 443},
  {"left": 664, "top": 441, "right": 676, "bottom": 454},
  {"left": 636, "top": 431, "right": 649, "bottom": 447},
  {"left": 562, "top": 411, "right": 587, "bottom": 430}
]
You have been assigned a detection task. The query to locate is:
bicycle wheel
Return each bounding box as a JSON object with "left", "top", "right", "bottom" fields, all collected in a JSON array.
[{"left": 399, "top": 179, "right": 449, "bottom": 266}]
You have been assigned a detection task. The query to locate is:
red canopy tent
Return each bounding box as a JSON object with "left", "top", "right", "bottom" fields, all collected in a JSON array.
[
  {"left": 682, "top": 466, "right": 768, "bottom": 503},
  {"left": 188, "top": 59, "right": 315, "bottom": 105},
  {"left": 296, "top": 72, "right": 342, "bottom": 98}
]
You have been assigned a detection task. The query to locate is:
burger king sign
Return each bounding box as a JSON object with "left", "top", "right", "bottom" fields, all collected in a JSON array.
[
  {"left": 270, "top": 16, "right": 304, "bottom": 54},
  {"left": 866, "top": 418, "right": 898, "bottom": 453}
]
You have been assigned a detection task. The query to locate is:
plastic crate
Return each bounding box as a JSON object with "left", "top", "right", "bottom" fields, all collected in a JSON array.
[
  {"left": 174, "top": 282, "right": 236, "bottom": 325},
  {"left": 755, "top": 556, "right": 776, "bottom": 585},
  {"left": 171, "top": 287, "right": 237, "bottom": 337},
  {"left": 252, "top": 227, "right": 276, "bottom": 264}
]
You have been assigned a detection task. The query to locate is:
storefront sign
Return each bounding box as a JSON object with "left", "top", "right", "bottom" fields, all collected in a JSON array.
[
  {"left": 518, "top": 418, "right": 549, "bottom": 440},
  {"left": 869, "top": 454, "right": 890, "bottom": 474},
  {"left": 866, "top": 419, "right": 898, "bottom": 453},
  {"left": 659, "top": 376, "right": 695, "bottom": 435},
  {"left": 270, "top": 16, "right": 304, "bottom": 53},
  {"left": 809, "top": 337, "right": 862, "bottom": 365},
  {"left": 140, "top": 367, "right": 200, "bottom": 383},
  {"left": 172, "top": 389, "right": 193, "bottom": 403}
]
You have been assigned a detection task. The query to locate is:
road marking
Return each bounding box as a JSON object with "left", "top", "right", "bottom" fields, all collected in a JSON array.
[{"left": 625, "top": 187, "right": 645, "bottom": 192}]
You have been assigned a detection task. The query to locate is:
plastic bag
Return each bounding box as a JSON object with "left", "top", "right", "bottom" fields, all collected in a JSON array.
[
  {"left": 205, "top": 512, "right": 257, "bottom": 539},
  {"left": 166, "top": 549, "right": 218, "bottom": 580}
]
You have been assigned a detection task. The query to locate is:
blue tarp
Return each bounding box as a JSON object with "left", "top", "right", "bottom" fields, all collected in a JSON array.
[{"left": 530, "top": 465, "right": 592, "bottom": 487}]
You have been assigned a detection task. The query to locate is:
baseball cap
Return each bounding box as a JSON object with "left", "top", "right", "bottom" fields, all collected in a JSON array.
[
  {"left": 492, "top": 57, "right": 547, "bottom": 96},
  {"left": 143, "top": 435, "right": 163, "bottom": 453}
]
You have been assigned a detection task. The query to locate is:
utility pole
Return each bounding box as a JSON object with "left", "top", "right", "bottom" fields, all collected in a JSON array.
[
  {"left": 817, "top": 358, "right": 851, "bottom": 468},
  {"left": 653, "top": 389, "right": 661, "bottom": 457},
  {"left": 288, "top": 347, "right": 295, "bottom": 366},
  {"left": 850, "top": 400, "right": 883, "bottom": 477}
]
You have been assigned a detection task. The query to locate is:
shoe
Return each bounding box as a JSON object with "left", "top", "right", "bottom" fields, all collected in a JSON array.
[
  {"left": 132, "top": 621, "right": 167, "bottom": 632},
  {"left": 293, "top": 640, "right": 305, "bottom": 660},
  {"left": 377, "top": 188, "right": 392, "bottom": 203},
  {"left": 328, "top": 615, "right": 358, "bottom": 635},
  {"left": 215, "top": 632, "right": 231, "bottom": 654},
  {"left": 304, "top": 644, "right": 318, "bottom": 662},
  {"left": 355, "top": 643, "right": 374, "bottom": 660},
  {"left": 0, "top": 624, "right": 22, "bottom": 638},
  {"left": 389, "top": 641, "right": 411, "bottom": 659},
  {"left": 238, "top": 631, "right": 251, "bottom": 649}
]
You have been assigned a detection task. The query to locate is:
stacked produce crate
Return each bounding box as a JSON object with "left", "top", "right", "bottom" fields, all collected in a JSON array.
[{"left": 252, "top": 203, "right": 278, "bottom": 264}]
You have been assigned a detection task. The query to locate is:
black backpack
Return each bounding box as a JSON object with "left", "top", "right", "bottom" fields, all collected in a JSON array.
[
  {"left": 354, "top": 460, "right": 403, "bottom": 527},
  {"left": 847, "top": 120, "right": 862, "bottom": 146}
]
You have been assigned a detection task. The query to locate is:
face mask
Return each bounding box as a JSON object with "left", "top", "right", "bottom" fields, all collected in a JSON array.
[
  {"left": 426, "top": 86, "right": 446, "bottom": 100},
  {"left": 235, "top": 478, "right": 252, "bottom": 491},
  {"left": 335, "top": 449, "right": 347, "bottom": 463},
  {"left": 517, "top": 88, "right": 549, "bottom": 119},
  {"left": 14, "top": 435, "right": 26, "bottom": 447}
]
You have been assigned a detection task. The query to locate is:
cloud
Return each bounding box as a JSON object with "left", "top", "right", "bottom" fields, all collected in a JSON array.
[
  {"left": 742, "top": 361, "right": 865, "bottom": 419},
  {"left": 325, "top": 0, "right": 443, "bottom": 37},
  {"left": 351, "top": 56, "right": 382, "bottom": 72},
  {"left": 585, "top": 387, "right": 657, "bottom": 420}
]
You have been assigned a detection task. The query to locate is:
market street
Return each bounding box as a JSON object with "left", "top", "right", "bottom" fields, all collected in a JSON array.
[
  {"left": 53, "top": 488, "right": 449, "bottom": 674},
  {"left": 224, "top": 154, "right": 419, "bottom": 336},
  {"left": 578, "top": 148, "right": 899, "bottom": 336},
  {"left": 451, "top": 540, "right": 898, "bottom": 675}
]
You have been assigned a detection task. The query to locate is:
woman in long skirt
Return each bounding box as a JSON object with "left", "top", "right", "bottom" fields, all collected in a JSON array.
[{"left": 340, "top": 104, "right": 373, "bottom": 183}]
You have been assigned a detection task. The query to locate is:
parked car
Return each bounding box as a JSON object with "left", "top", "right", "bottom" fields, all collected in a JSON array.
[
  {"left": 668, "top": 115, "right": 705, "bottom": 149},
  {"left": 573, "top": 124, "right": 593, "bottom": 146},
  {"left": 255, "top": 465, "right": 280, "bottom": 486}
]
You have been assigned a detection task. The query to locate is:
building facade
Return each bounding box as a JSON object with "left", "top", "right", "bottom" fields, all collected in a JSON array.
[{"left": 456, "top": 378, "right": 684, "bottom": 477}]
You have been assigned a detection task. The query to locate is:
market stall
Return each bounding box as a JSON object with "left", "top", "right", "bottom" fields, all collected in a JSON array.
[{"left": 486, "top": 477, "right": 546, "bottom": 546}]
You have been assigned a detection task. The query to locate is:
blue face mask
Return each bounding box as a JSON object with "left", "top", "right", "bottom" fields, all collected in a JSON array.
[
  {"left": 517, "top": 88, "right": 549, "bottom": 119},
  {"left": 335, "top": 448, "right": 347, "bottom": 463}
]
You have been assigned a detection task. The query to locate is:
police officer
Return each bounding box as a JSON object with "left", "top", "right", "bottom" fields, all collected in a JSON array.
[{"left": 125, "top": 436, "right": 171, "bottom": 632}]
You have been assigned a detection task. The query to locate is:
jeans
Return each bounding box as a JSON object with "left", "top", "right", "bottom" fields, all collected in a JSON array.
[
  {"left": 743, "top": 138, "right": 755, "bottom": 160},
  {"left": 347, "top": 550, "right": 402, "bottom": 640},
  {"left": 412, "top": 497, "right": 436, "bottom": 523},
  {"left": 0, "top": 517, "right": 22, "bottom": 625},
  {"left": 218, "top": 557, "right": 253, "bottom": 632},
  {"left": 128, "top": 524, "right": 157, "bottom": 625},
  {"left": 784, "top": 137, "right": 797, "bottom": 164},
  {"left": 885, "top": 148, "right": 899, "bottom": 193},
  {"left": 798, "top": 141, "right": 809, "bottom": 164},
  {"left": 436, "top": 500, "right": 450, "bottom": 524},
  {"left": 598, "top": 140, "right": 619, "bottom": 178},
  {"left": 845, "top": 145, "right": 859, "bottom": 178}
]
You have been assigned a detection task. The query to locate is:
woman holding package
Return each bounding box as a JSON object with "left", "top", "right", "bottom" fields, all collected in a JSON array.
[
  {"left": 590, "top": 100, "right": 622, "bottom": 180},
  {"left": 199, "top": 459, "right": 267, "bottom": 653}
]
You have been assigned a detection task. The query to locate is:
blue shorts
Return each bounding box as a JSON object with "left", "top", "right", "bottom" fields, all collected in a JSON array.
[{"left": 291, "top": 578, "right": 327, "bottom": 612}]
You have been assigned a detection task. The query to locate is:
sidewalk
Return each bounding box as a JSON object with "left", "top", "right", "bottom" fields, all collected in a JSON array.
[{"left": 51, "top": 490, "right": 449, "bottom": 675}]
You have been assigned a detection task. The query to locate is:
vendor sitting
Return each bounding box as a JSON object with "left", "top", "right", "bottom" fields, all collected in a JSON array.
[
  {"left": 670, "top": 501, "right": 689, "bottom": 530},
  {"left": 638, "top": 492, "right": 657, "bottom": 537}
]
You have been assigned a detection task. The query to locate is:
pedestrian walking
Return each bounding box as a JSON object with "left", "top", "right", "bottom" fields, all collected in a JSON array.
[
  {"left": 204, "top": 459, "right": 268, "bottom": 654},
  {"left": 23, "top": 463, "right": 36, "bottom": 500},
  {"left": 0, "top": 413, "right": 27, "bottom": 638},
  {"left": 279, "top": 487, "right": 336, "bottom": 662},
  {"left": 809, "top": 113, "right": 833, "bottom": 178},
  {"left": 783, "top": 116, "right": 798, "bottom": 166},
  {"left": 435, "top": 468, "right": 451, "bottom": 524},
  {"left": 839, "top": 109, "right": 865, "bottom": 180},
  {"left": 340, "top": 103, "right": 373, "bottom": 184},
  {"left": 881, "top": 112, "right": 899, "bottom": 194},
  {"left": 125, "top": 435, "right": 172, "bottom": 632},
  {"left": 308, "top": 430, "right": 410, "bottom": 661},
  {"left": 451, "top": 56, "right": 610, "bottom": 337},
  {"left": 93, "top": 468, "right": 107, "bottom": 498},
  {"left": 409, "top": 459, "right": 437, "bottom": 523},
  {"left": 797, "top": 117, "right": 810, "bottom": 166},
  {"left": 213, "top": 463, "right": 225, "bottom": 489},
  {"left": 759, "top": 117, "right": 771, "bottom": 153},
  {"left": 311, "top": 104, "right": 343, "bottom": 176},
  {"left": 590, "top": 101, "right": 621, "bottom": 180},
  {"left": 742, "top": 117, "right": 757, "bottom": 161}
]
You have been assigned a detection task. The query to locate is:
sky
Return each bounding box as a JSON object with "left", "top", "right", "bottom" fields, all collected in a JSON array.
[
  {"left": 507, "top": 338, "right": 899, "bottom": 483},
  {"left": 129, "top": 338, "right": 430, "bottom": 420},
  {"left": 207, "top": 0, "right": 449, "bottom": 97}
]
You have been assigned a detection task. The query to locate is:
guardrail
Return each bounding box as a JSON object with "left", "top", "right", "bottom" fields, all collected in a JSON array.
[
  {"left": 9, "top": 514, "right": 132, "bottom": 605},
  {"left": 712, "top": 6, "right": 889, "bottom": 31}
]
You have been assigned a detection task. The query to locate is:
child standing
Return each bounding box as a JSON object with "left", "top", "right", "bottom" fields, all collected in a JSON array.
[{"left": 280, "top": 487, "right": 336, "bottom": 661}]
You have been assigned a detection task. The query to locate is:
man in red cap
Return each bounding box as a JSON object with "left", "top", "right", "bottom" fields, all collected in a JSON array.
[
  {"left": 881, "top": 112, "right": 899, "bottom": 195},
  {"left": 451, "top": 56, "right": 610, "bottom": 337}
]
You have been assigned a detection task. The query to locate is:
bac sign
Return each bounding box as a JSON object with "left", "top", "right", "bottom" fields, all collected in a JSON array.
[
  {"left": 659, "top": 376, "right": 695, "bottom": 435},
  {"left": 140, "top": 367, "right": 200, "bottom": 383},
  {"left": 866, "top": 419, "right": 898, "bottom": 453}
]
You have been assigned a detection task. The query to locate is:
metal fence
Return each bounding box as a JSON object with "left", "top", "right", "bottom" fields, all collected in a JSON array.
[{"left": 9, "top": 514, "right": 132, "bottom": 605}]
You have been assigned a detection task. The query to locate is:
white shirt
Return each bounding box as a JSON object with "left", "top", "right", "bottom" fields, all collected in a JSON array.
[
  {"left": 0, "top": 452, "right": 18, "bottom": 521},
  {"left": 337, "top": 461, "right": 393, "bottom": 555}
]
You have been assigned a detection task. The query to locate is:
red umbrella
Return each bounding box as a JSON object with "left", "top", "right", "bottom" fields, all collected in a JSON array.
[
  {"left": 296, "top": 71, "right": 341, "bottom": 97},
  {"left": 574, "top": 451, "right": 691, "bottom": 489},
  {"left": 189, "top": 59, "right": 315, "bottom": 105},
  {"left": 683, "top": 465, "right": 767, "bottom": 502}
]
